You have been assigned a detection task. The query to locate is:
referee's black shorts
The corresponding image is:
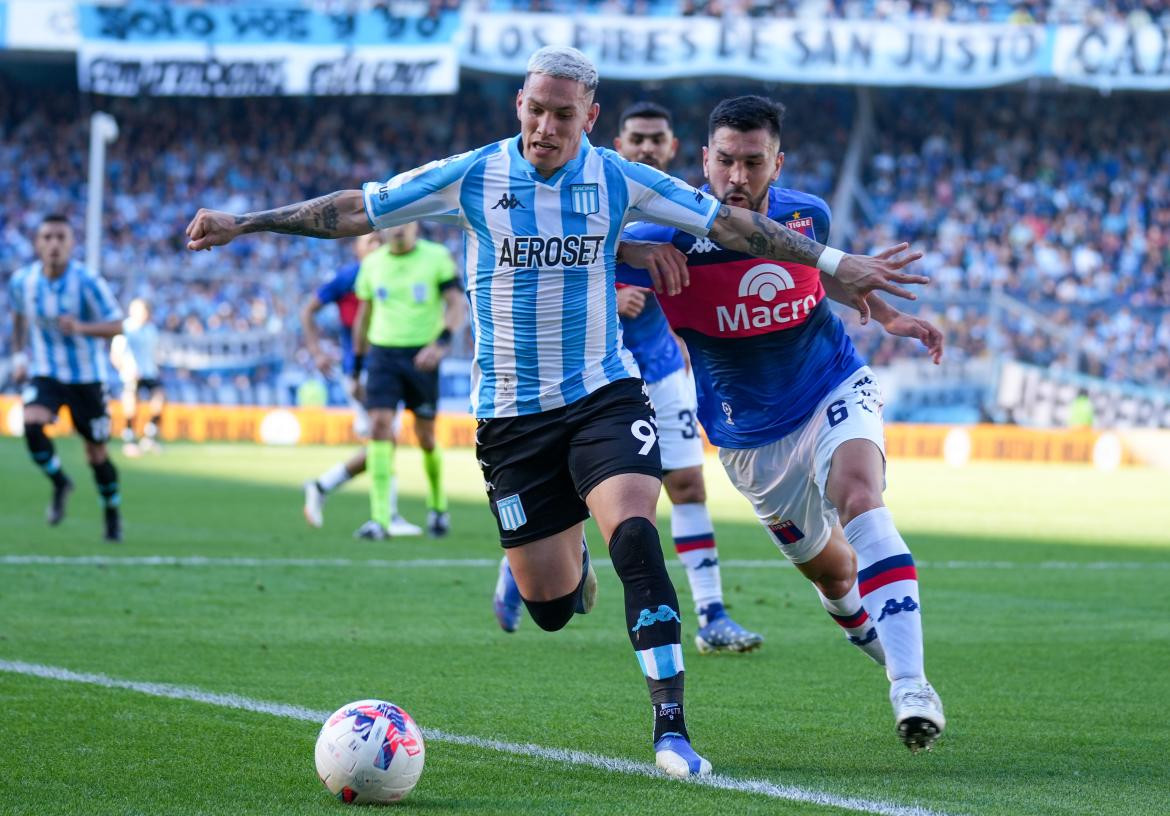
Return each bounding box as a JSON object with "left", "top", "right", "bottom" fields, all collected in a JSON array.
[
  {"left": 476, "top": 377, "right": 662, "bottom": 547},
  {"left": 365, "top": 344, "right": 439, "bottom": 419}
]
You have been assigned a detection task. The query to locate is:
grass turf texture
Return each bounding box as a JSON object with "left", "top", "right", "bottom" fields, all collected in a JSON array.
[{"left": 0, "top": 437, "right": 1168, "bottom": 815}]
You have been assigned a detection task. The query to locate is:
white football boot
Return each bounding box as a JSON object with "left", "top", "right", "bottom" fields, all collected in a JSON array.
[{"left": 890, "top": 678, "right": 945, "bottom": 752}]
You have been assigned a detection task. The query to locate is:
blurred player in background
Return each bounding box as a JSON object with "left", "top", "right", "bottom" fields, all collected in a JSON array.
[
  {"left": 111, "top": 298, "right": 165, "bottom": 457},
  {"left": 300, "top": 232, "right": 424, "bottom": 536},
  {"left": 185, "top": 46, "right": 924, "bottom": 776},
  {"left": 621, "top": 95, "right": 946, "bottom": 751},
  {"left": 351, "top": 222, "right": 465, "bottom": 540},
  {"left": 491, "top": 101, "right": 765, "bottom": 654},
  {"left": 9, "top": 214, "right": 124, "bottom": 541}
]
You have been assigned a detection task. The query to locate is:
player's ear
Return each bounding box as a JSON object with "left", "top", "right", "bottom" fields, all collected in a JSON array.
[
  {"left": 613, "top": 136, "right": 623, "bottom": 151},
  {"left": 515, "top": 88, "right": 525, "bottom": 120},
  {"left": 701, "top": 146, "right": 710, "bottom": 180},
  {"left": 773, "top": 151, "right": 785, "bottom": 181},
  {"left": 583, "top": 101, "right": 600, "bottom": 134}
]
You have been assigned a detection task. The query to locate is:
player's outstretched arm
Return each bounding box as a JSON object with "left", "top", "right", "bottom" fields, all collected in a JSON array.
[
  {"left": 186, "top": 190, "right": 369, "bottom": 251},
  {"left": 706, "top": 205, "right": 928, "bottom": 322}
]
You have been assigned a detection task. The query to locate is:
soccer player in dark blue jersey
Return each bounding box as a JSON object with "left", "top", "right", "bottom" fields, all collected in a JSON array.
[
  {"left": 10, "top": 215, "right": 124, "bottom": 541},
  {"left": 620, "top": 96, "right": 947, "bottom": 752}
]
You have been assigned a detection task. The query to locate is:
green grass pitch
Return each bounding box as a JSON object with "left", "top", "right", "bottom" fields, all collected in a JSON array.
[{"left": 1, "top": 436, "right": 1168, "bottom": 815}]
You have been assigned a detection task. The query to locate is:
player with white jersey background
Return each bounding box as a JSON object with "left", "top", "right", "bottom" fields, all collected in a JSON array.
[
  {"left": 185, "top": 48, "right": 926, "bottom": 776},
  {"left": 111, "top": 298, "right": 166, "bottom": 457},
  {"left": 9, "top": 214, "right": 125, "bottom": 541},
  {"left": 493, "top": 101, "right": 765, "bottom": 652},
  {"left": 621, "top": 95, "right": 948, "bottom": 752}
]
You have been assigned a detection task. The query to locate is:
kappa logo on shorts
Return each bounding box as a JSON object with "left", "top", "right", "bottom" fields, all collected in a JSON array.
[{"left": 495, "top": 494, "right": 527, "bottom": 531}]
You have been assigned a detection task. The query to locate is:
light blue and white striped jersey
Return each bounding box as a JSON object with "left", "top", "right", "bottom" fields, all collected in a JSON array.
[
  {"left": 121, "top": 321, "right": 160, "bottom": 380},
  {"left": 362, "top": 135, "right": 720, "bottom": 418},
  {"left": 9, "top": 260, "right": 123, "bottom": 384}
]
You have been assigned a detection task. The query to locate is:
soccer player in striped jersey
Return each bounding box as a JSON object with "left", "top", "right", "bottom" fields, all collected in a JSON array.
[
  {"left": 301, "top": 232, "right": 424, "bottom": 536},
  {"left": 493, "top": 101, "right": 765, "bottom": 652},
  {"left": 185, "top": 47, "right": 925, "bottom": 776},
  {"left": 10, "top": 214, "right": 124, "bottom": 541},
  {"left": 619, "top": 96, "right": 947, "bottom": 752},
  {"left": 111, "top": 298, "right": 166, "bottom": 457}
]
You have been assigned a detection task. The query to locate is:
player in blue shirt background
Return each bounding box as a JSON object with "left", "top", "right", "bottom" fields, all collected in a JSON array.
[
  {"left": 300, "top": 233, "right": 424, "bottom": 537},
  {"left": 9, "top": 214, "right": 125, "bottom": 541},
  {"left": 621, "top": 96, "right": 947, "bottom": 752},
  {"left": 185, "top": 47, "right": 927, "bottom": 776},
  {"left": 492, "top": 102, "right": 765, "bottom": 655}
]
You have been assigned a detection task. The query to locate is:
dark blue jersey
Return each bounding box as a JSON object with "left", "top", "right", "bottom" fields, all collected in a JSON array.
[
  {"left": 315, "top": 261, "right": 361, "bottom": 375},
  {"left": 620, "top": 187, "right": 866, "bottom": 448},
  {"left": 617, "top": 288, "right": 685, "bottom": 385}
]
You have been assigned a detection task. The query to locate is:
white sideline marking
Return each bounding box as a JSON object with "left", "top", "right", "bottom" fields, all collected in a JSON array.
[
  {"left": 1, "top": 555, "right": 1167, "bottom": 571},
  {"left": 0, "top": 660, "right": 954, "bottom": 816}
]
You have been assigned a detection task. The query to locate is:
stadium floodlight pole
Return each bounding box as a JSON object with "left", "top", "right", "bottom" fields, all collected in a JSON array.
[{"left": 85, "top": 111, "right": 119, "bottom": 275}]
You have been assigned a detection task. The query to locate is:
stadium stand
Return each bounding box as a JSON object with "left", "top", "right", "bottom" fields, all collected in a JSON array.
[{"left": 2, "top": 59, "right": 1166, "bottom": 410}]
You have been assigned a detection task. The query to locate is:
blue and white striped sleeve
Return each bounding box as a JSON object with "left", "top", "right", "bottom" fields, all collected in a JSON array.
[
  {"left": 8, "top": 269, "right": 25, "bottom": 315},
  {"left": 616, "top": 155, "right": 721, "bottom": 238},
  {"left": 83, "top": 272, "right": 123, "bottom": 322},
  {"left": 362, "top": 147, "right": 482, "bottom": 230}
]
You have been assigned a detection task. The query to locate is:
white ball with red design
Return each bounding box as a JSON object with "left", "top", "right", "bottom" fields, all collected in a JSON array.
[{"left": 314, "top": 699, "right": 426, "bottom": 804}]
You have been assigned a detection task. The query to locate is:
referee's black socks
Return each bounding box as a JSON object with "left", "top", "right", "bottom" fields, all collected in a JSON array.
[{"left": 24, "top": 423, "right": 67, "bottom": 488}]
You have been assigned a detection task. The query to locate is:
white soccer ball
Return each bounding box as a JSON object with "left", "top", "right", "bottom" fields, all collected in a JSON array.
[{"left": 314, "top": 699, "right": 426, "bottom": 804}]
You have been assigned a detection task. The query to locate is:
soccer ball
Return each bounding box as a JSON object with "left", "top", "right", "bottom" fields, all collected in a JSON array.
[{"left": 314, "top": 699, "right": 426, "bottom": 804}]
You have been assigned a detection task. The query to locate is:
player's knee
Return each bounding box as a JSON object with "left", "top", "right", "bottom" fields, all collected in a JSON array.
[
  {"left": 663, "top": 468, "right": 705, "bottom": 504},
  {"left": 84, "top": 441, "right": 108, "bottom": 466},
  {"left": 24, "top": 422, "right": 50, "bottom": 455},
  {"left": 609, "top": 516, "right": 666, "bottom": 578},
  {"left": 522, "top": 591, "right": 577, "bottom": 632},
  {"left": 836, "top": 487, "right": 884, "bottom": 527}
]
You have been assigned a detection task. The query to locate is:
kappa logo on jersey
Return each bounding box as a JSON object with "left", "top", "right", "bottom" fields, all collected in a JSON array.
[
  {"left": 497, "top": 234, "right": 605, "bottom": 268},
  {"left": 495, "top": 494, "right": 527, "bottom": 530},
  {"left": 491, "top": 193, "right": 524, "bottom": 210},
  {"left": 688, "top": 237, "right": 719, "bottom": 255},
  {"left": 716, "top": 263, "right": 817, "bottom": 332},
  {"left": 570, "top": 183, "right": 600, "bottom": 215},
  {"left": 785, "top": 211, "right": 816, "bottom": 239},
  {"left": 767, "top": 518, "right": 805, "bottom": 544}
]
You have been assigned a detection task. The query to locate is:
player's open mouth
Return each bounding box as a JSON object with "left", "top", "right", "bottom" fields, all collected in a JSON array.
[
  {"left": 725, "top": 194, "right": 749, "bottom": 206},
  {"left": 531, "top": 141, "right": 557, "bottom": 153}
]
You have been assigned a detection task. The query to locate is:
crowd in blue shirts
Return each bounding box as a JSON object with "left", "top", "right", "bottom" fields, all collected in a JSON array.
[{"left": 1, "top": 71, "right": 1165, "bottom": 404}]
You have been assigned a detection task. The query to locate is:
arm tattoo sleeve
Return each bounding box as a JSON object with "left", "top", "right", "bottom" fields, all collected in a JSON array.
[
  {"left": 714, "top": 206, "right": 825, "bottom": 266},
  {"left": 234, "top": 191, "right": 349, "bottom": 239}
]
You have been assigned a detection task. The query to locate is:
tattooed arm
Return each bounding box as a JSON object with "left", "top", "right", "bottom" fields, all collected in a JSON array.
[
  {"left": 706, "top": 204, "right": 928, "bottom": 321},
  {"left": 185, "top": 189, "right": 369, "bottom": 251}
]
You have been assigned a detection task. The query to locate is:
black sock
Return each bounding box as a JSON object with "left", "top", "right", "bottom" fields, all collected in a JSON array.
[
  {"left": 609, "top": 517, "right": 682, "bottom": 652},
  {"left": 649, "top": 674, "right": 688, "bottom": 742},
  {"left": 91, "top": 459, "right": 120, "bottom": 511},
  {"left": 24, "top": 423, "right": 67, "bottom": 488}
]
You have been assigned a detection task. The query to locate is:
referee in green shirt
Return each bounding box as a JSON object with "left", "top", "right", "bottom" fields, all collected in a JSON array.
[{"left": 352, "top": 222, "right": 466, "bottom": 539}]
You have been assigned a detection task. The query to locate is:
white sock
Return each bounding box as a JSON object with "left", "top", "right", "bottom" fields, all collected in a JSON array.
[
  {"left": 670, "top": 502, "right": 723, "bottom": 618},
  {"left": 845, "top": 507, "right": 925, "bottom": 682},
  {"left": 817, "top": 582, "right": 886, "bottom": 666},
  {"left": 317, "top": 463, "right": 352, "bottom": 493}
]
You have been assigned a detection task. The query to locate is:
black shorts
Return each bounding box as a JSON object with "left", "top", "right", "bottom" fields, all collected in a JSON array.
[
  {"left": 366, "top": 345, "right": 439, "bottom": 419},
  {"left": 24, "top": 377, "right": 112, "bottom": 444},
  {"left": 132, "top": 377, "right": 164, "bottom": 394},
  {"left": 476, "top": 377, "right": 662, "bottom": 547}
]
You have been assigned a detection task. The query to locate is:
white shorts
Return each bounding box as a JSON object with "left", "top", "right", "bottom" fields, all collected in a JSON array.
[
  {"left": 647, "top": 367, "right": 705, "bottom": 472},
  {"left": 718, "top": 366, "right": 886, "bottom": 565},
  {"left": 348, "top": 394, "right": 372, "bottom": 438}
]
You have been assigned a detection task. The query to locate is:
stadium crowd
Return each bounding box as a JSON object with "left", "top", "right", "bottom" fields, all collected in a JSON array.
[{"left": 2, "top": 69, "right": 1166, "bottom": 404}]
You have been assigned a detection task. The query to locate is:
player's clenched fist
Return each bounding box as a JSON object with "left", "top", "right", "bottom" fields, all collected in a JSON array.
[{"left": 186, "top": 208, "right": 240, "bottom": 251}]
